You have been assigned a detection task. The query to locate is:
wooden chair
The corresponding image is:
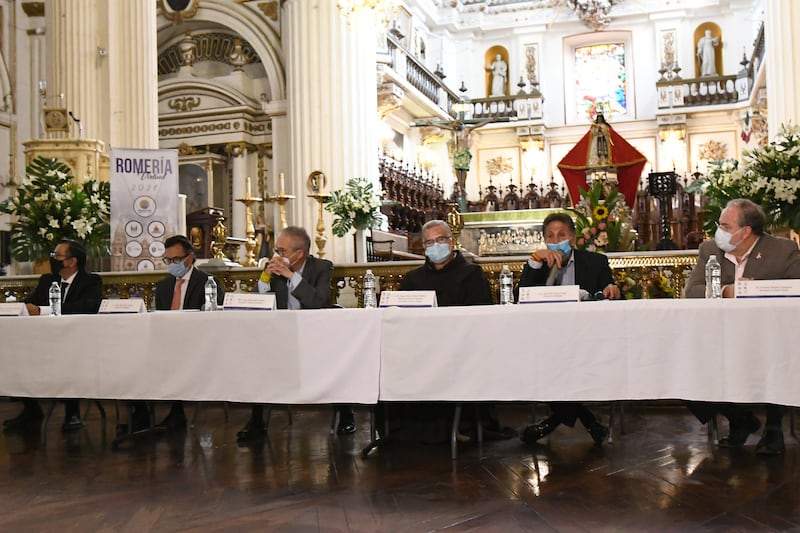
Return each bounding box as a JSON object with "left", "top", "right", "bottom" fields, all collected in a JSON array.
[{"left": 366, "top": 236, "right": 394, "bottom": 262}]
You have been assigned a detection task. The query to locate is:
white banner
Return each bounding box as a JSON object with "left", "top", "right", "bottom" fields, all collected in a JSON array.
[{"left": 110, "top": 148, "right": 179, "bottom": 272}]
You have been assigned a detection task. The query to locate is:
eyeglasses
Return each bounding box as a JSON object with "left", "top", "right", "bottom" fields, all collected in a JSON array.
[
  {"left": 422, "top": 236, "right": 452, "bottom": 247},
  {"left": 162, "top": 254, "right": 189, "bottom": 265},
  {"left": 274, "top": 248, "right": 297, "bottom": 257},
  {"left": 49, "top": 252, "right": 71, "bottom": 260}
]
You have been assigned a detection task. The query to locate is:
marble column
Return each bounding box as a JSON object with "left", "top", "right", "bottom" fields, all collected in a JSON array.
[
  {"left": 282, "top": 0, "right": 379, "bottom": 264},
  {"left": 46, "top": 0, "right": 158, "bottom": 148},
  {"left": 27, "top": 27, "right": 46, "bottom": 139},
  {"left": 227, "top": 142, "right": 250, "bottom": 241},
  {"left": 46, "top": 0, "right": 102, "bottom": 140},
  {"left": 107, "top": 0, "right": 159, "bottom": 149},
  {"left": 765, "top": 0, "right": 800, "bottom": 139}
]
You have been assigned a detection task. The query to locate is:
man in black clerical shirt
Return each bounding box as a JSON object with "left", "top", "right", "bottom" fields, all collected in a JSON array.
[{"left": 3, "top": 238, "right": 103, "bottom": 432}]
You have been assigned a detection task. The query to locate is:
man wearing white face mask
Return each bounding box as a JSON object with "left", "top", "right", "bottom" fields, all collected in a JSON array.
[
  {"left": 685, "top": 198, "right": 800, "bottom": 454},
  {"left": 238, "top": 226, "right": 338, "bottom": 442},
  {"left": 518, "top": 212, "right": 618, "bottom": 446}
]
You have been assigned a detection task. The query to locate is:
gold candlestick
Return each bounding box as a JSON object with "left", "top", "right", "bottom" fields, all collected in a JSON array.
[
  {"left": 235, "top": 177, "right": 263, "bottom": 267},
  {"left": 308, "top": 193, "right": 331, "bottom": 258},
  {"left": 306, "top": 171, "right": 330, "bottom": 258},
  {"left": 264, "top": 193, "right": 295, "bottom": 230}
]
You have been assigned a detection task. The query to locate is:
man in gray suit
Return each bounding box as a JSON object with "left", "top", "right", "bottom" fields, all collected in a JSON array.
[
  {"left": 236, "top": 226, "right": 345, "bottom": 441},
  {"left": 685, "top": 198, "right": 800, "bottom": 454}
]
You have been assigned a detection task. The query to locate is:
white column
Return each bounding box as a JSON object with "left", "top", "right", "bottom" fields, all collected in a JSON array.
[
  {"left": 28, "top": 27, "right": 46, "bottom": 139},
  {"left": 283, "top": 0, "right": 379, "bottom": 264},
  {"left": 46, "top": 0, "right": 102, "bottom": 140},
  {"left": 229, "top": 146, "right": 249, "bottom": 239},
  {"left": 765, "top": 0, "right": 800, "bottom": 139},
  {"left": 45, "top": 0, "right": 157, "bottom": 147},
  {"left": 107, "top": 0, "right": 159, "bottom": 149}
]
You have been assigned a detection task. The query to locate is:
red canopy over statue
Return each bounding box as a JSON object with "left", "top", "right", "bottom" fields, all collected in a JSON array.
[{"left": 557, "top": 115, "right": 647, "bottom": 207}]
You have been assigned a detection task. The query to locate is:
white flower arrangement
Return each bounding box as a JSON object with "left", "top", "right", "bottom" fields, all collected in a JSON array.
[{"left": 0, "top": 157, "right": 110, "bottom": 262}]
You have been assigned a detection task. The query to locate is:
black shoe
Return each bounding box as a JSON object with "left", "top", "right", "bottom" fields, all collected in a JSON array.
[
  {"left": 61, "top": 414, "right": 84, "bottom": 432},
  {"left": 756, "top": 428, "right": 785, "bottom": 455},
  {"left": 337, "top": 414, "right": 356, "bottom": 435},
  {"left": 719, "top": 411, "right": 761, "bottom": 448},
  {"left": 3, "top": 409, "right": 44, "bottom": 430},
  {"left": 156, "top": 412, "right": 186, "bottom": 431},
  {"left": 520, "top": 418, "right": 558, "bottom": 444},
  {"left": 237, "top": 420, "right": 267, "bottom": 441},
  {"left": 587, "top": 422, "right": 609, "bottom": 445}
]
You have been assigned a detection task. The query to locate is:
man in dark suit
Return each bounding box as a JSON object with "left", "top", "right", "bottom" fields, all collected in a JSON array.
[
  {"left": 518, "top": 212, "right": 619, "bottom": 446},
  {"left": 236, "top": 226, "right": 336, "bottom": 441},
  {"left": 144, "top": 234, "right": 224, "bottom": 432},
  {"left": 3, "top": 238, "right": 103, "bottom": 432},
  {"left": 685, "top": 199, "right": 800, "bottom": 455}
]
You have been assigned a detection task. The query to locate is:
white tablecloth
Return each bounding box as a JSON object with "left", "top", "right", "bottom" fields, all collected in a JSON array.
[
  {"left": 0, "top": 308, "right": 381, "bottom": 404},
  {"left": 379, "top": 299, "right": 800, "bottom": 406}
]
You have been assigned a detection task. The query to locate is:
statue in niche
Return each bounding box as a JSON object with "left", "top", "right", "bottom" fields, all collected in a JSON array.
[
  {"left": 697, "top": 30, "right": 719, "bottom": 77},
  {"left": 486, "top": 54, "right": 508, "bottom": 96}
]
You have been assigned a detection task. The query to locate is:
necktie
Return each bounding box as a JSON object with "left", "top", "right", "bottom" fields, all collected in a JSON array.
[
  {"left": 60, "top": 281, "right": 69, "bottom": 302},
  {"left": 171, "top": 278, "right": 185, "bottom": 310}
]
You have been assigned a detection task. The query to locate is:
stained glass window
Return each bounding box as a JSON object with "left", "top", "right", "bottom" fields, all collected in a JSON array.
[{"left": 574, "top": 43, "right": 628, "bottom": 120}]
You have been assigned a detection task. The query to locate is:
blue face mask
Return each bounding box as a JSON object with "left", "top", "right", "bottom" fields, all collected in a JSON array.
[
  {"left": 425, "top": 242, "right": 452, "bottom": 264},
  {"left": 546, "top": 239, "right": 572, "bottom": 258},
  {"left": 168, "top": 261, "right": 190, "bottom": 278}
]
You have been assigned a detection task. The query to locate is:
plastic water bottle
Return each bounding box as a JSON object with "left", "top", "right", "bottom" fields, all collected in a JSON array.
[
  {"left": 499, "top": 264, "right": 514, "bottom": 305},
  {"left": 705, "top": 254, "right": 722, "bottom": 299},
  {"left": 204, "top": 276, "right": 219, "bottom": 311},
  {"left": 363, "top": 269, "right": 377, "bottom": 308},
  {"left": 49, "top": 281, "right": 62, "bottom": 316}
]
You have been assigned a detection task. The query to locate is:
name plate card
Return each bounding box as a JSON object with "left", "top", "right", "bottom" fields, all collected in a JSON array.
[
  {"left": 223, "top": 292, "right": 276, "bottom": 311},
  {"left": 735, "top": 279, "right": 800, "bottom": 298},
  {"left": 518, "top": 285, "right": 581, "bottom": 304},
  {"left": 379, "top": 290, "right": 438, "bottom": 308},
  {"left": 0, "top": 303, "right": 28, "bottom": 316},
  {"left": 99, "top": 299, "right": 147, "bottom": 314}
]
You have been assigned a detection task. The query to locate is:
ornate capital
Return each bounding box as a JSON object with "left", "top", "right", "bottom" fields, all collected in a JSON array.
[{"left": 225, "top": 142, "right": 251, "bottom": 158}]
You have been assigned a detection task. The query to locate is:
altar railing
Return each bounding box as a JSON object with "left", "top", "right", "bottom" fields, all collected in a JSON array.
[{"left": 0, "top": 250, "right": 698, "bottom": 308}]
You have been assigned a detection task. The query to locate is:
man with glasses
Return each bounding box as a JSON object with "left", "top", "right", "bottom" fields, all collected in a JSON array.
[
  {"left": 399, "top": 219, "right": 492, "bottom": 305},
  {"left": 3, "top": 238, "right": 103, "bottom": 432},
  {"left": 387, "top": 220, "right": 498, "bottom": 444},
  {"left": 144, "top": 234, "right": 224, "bottom": 433},
  {"left": 684, "top": 198, "right": 800, "bottom": 454},
  {"left": 236, "top": 226, "right": 336, "bottom": 442}
]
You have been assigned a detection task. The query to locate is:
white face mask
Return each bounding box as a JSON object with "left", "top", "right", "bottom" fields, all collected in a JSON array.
[{"left": 714, "top": 226, "right": 741, "bottom": 253}]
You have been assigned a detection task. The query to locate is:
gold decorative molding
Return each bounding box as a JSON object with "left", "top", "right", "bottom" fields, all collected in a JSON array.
[
  {"left": 177, "top": 142, "right": 203, "bottom": 156},
  {"left": 21, "top": 2, "right": 45, "bottom": 17},
  {"left": 159, "top": 0, "right": 200, "bottom": 25},
  {"left": 257, "top": 2, "right": 279, "bottom": 21},
  {"left": 224, "top": 142, "right": 252, "bottom": 158},
  {"left": 167, "top": 96, "right": 201, "bottom": 113}
]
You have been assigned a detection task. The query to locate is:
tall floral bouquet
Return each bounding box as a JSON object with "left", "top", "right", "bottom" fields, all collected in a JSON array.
[
  {"left": 0, "top": 157, "right": 110, "bottom": 262},
  {"left": 324, "top": 178, "right": 382, "bottom": 238},
  {"left": 687, "top": 123, "right": 800, "bottom": 233},
  {"left": 568, "top": 180, "right": 635, "bottom": 253},
  {"left": 616, "top": 271, "right": 643, "bottom": 300}
]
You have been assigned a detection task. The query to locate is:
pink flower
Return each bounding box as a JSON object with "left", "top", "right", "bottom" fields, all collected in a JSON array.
[
  {"left": 590, "top": 227, "right": 597, "bottom": 235},
  {"left": 598, "top": 222, "right": 607, "bottom": 230}
]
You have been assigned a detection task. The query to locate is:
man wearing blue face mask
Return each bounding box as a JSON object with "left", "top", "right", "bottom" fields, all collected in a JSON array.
[
  {"left": 399, "top": 219, "right": 492, "bottom": 306},
  {"left": 684, "top": 198, "right": 800, "bottom": 454},
  {"left": 518, "top": 212, "right": 618, "bottom": 446},
  {"left": 131, "top": 234, "right": 225, "bottom": 434}
]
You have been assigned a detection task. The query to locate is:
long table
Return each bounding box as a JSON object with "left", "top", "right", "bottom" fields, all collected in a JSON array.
[
  {"left": 0, "top": 308, "right": 381, "bottom": 404},
  {"left": 1, "top": 299, "right": 798, "bottom": 407},
  {"left": 379, "top": 299, "right": 800, "bottom": 407}
]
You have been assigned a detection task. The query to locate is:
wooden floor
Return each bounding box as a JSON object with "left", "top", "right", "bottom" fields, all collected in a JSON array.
[{"left": 1, "top": 401, "right": 800, "bottom": 532}]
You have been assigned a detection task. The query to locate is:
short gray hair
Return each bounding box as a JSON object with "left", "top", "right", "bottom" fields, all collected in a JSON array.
[
  {"left": 280, "top": 226, "right": 312, "bottom": 253},
  {"left": 726, "top": 198, "right": 765, "bottom": 236},
  {"left": 422, "top": 219, "right": 452, "bottom": 237}
]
